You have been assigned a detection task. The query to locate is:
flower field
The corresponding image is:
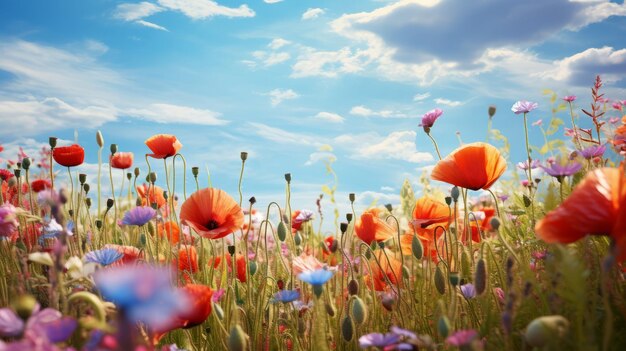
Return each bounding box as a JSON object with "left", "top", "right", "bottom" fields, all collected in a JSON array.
[{"left": 1, "top": 76, "right": 626, "bottom": 351}]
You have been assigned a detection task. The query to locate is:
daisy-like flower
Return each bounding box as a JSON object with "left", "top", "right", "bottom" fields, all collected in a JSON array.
[
  {"left": 541, "top": 160, "right": 582, "bottom": 181},
  {"left": 358, "top": 332, "right": 401, "bottom": 349},
  {"left": 272, "top": 290, "right": 300, "bottom": 303},
  {"left": 121, "top": 206, "right": 156, "bottom": 226},
  {"left": 562, "top": 95, "right": 577, "bottom": 102},
  {"left": 580, "top": 144, "right": 606, "bottom": 160},
  {"left": 84, "top": 248, "right": 123, "bottom": 266},
  {"left": 419, "top": 108, "right": 443, "bottom": 133},
  {"left": 511, "top": 100, "right": 538, "bottom": 114}
]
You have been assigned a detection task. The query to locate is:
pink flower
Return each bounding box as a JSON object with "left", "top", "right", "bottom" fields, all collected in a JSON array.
[
  {"left": 562, "top": 95, "right": 577, "bottom": 102},
  {"left": 610, "top": 117, "right": 620, "bottom": 124},
  {"left": 419, "top": 108, "right": 443, "bottom": 131},
  {"left": 446, "top": 329, "right": 479, "bottom": 347},
  {"left": 613, "top": 102, "right": 623, "bottom": 111},
  {"left": 511, "top": 100, "right": 538, "bottom": 114},
  {"left": 532, "top": 119, "right": 543, "bottom": 127},
  {"left": 0, "top": 204, "right": 18, "bottom": 237},
  {"left": 493, "top": 287, "right": 505, "bottom": 305}
]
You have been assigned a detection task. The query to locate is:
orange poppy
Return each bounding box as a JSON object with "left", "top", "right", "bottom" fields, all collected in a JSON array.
[
  {"left": 209, "top": 254, "right": 247, "bottom": 282},
  {"left": 180, "top": 188, "right": 244, "bottom": 240},
  {"left": 178, "top": 245, "right": 199, "bottom": 274},
  {"left": 30, "top": 179, "right": 51, "bottom": 193},
  {"left": 431, "top": 142, "right": 506, "bottom": 191},
  {"left": 110, "top": 152, "right": 134, "bottom": 169},
  {"left": 322, "top": 236, "right": 339, "bottom": 266},
  {"left": 52, "top": 144, "right": 85, "bottom": 167},
  {"left": 145, "top": 134, "right": 182, "bottom": 159},
  {"left": 365, "top": 250, "right": 402, "bottom": 291},
  {"left": 535, "top": 167, "right": 626, "bottom": 260},
  {"left": 412, "top": 196, "right": 450, "bottom": 229},
  {"left": 400, "top": 229, "right": 443, "bottom": 262},
  {"left": 157, "top": 220, "right": 180, "bottom": 244},
  {"left": 354, "top": 210, "right": 395, "bottom": 245},
  {"left": 137, "top": 184, "right": 169, "bottom": 209}
]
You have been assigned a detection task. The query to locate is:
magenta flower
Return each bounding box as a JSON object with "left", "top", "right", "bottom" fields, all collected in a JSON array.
[
  {"left": 121, "top": 206, "right": 156, "bottom": 226},
  {"left": 511, "top": 100, "right": 538, "bottom": 114},
  {"left": 517, "top": 159, "right": 540, "bottom": 170},
  {"left": 610, "top": 117, "right": 620, "bottom": 124},
  {"left": 612, "top": 102, "right": 623, "bottom": 111},
  {"left": 580, "top": 144, "right": 606, "bottom": 160},
  {"left": 446, "top": 329, "right": 479, "bottom": 347},
  {"left": 419, "top": 108, "right": 443, "bottom": 131},
  {"left": 562, "top": 95, "right": 577, "bottom": 102},
  {"left": 0, "top": 204, "right": 18, "bottom": 237}
]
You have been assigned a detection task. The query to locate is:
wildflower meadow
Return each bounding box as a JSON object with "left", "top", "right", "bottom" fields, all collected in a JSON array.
[{"left": 2, "top": 1, "right": 626, "bottom": 351}]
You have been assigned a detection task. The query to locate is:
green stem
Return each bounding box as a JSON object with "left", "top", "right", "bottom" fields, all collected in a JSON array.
[{"left": 427, "top": 132, "right": 443, "bottom": 160}]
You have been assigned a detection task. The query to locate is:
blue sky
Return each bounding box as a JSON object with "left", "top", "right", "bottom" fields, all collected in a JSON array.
[{"left": 1, "top": 0, "right": 626, "bottom": 230}]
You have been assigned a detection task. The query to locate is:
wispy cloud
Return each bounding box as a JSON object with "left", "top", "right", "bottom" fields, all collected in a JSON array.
[
  {"left": 302, "top": 8, "right": 325, "bottom": 20},
  {"left": 434, "top": 98, "right": 463, "bottom": 107},
  {"left": 248, "top": 122, "right": 321, "bottom": 146},
  {"left": 335, "top": 131, "right": 433, "bottom": 163},
  {"left": 157, "top": 0, "right": 255, "bottom": 19},
  {"left": 114, "top": 2, "right": 165, "bottom": 21},
  {"left": 265, "top": 89, "right": 299, "bottom": 106},
  {"left": 349, "top": 105, "right": 409, "bottom": 118},
  {"left": 413, "top": 92, "right": 430, "bottom": 101},
  {"left": 268, "top": 38, "right": 290, "bottom": 50},
  {"left": 136, "top": 20, "right": 169, "bottom": 31},
  {"left": 125, "top": 103, "right": 228, "bottom": 125},
  {"left": 314, "top": 112, "right": 344, "bottom": 123}
]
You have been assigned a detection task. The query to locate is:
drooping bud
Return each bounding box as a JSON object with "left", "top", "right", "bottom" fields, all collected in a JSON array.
[
  {"left": 277, "top": 221, "right": 287, "bottom": 242},
  {"left": 437, "top": 316, "right": 451, "bottom": 338},
  {"left": 106, "top": 198, "right": 114, "bottom": 209},
  {"left": 475, "top": 258, "right": 487, "bottom": 295},
  {"left": 227, "top": 325, "right": 248, "bottom": 351},
  {"left": 451, "top": 187, "right": 460, "bottom": 202},
  {"left": 384, "top": 203, "right": 392, "bottom": 212},
  {"left": 524, "top": 315, "right": 569, "bottom": 348},
  {"left": 341, "top": 315, "right": 354, "bottom": 342},
  {"left": 434, "top": 264, "right": 446, "bottom": 295},
  {"left": 411, "top": 235, "right": 423, "bottom": 260},
  {"left": 488, "top": 105, "right": 497, "bottom": 118},
  {"left": 351, "top": 297, "right": 367, "bottom": 325},
  {"left": 348, "top": 279, "right": 359, "bottom": 295}
]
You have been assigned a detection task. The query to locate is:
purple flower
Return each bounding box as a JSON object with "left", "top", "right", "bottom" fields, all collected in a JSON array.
[
  {"left": 272, "top": 289, "right": 300, "bottom": 303},
  {"left": 511, "top": 100, "right": 538, "bottom": 114},
  {"left": 94, "top": 264, "right": 188, "bottom": 330},
  {"left": 0, "top": 204, "right": 19, "bottom": 237},
  {"left": 419, "top": 108, "right": 443, "bottom": 130},
  {"left": 517, "top": 159, "right": 540, "bottom": 170},
  {"left": 580, "top": 144, "right": 606, "bottom": 160},
  {"left": 121, "top": 206, "right": 156, "bottom": 226},
  {"left": 446, "top": 329, "right": 479, "bottom": 347},
  {"left": 460, "top": 283, "right": 476, "bottom": 299},
  {"left": 562, "top": 95, "right": 577, "bottom": 102},
  {"left": 294, "top": 209, "right": 314, "bottom": 223},
  {"left": 358, "top": 332, "right": 401, "bottom": 349},
  {"left": 84, "top": 248, "right": 123, "bottom": 266},
  {"left": 390, "top": 326, "right": 417, "bottom": 340},
  {"left": 541, "top": 160, "right": 582, "bottom": 178},
  {"left": 0, "top": 308, "right": 25, "bottom": 337}
]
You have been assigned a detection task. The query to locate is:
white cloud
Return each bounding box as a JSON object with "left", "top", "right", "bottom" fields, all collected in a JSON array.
[
  {"left": 265, "top": 89, "right": 299, "bottom": 106},
  {"left": 334, "top": 131, "right": 433, "bottom": 163},
  {"left": 248, "top": 122, "right": 320, "bottom": 146},
  {"left": 264, "top": 0, "right": 283, "bottom": 3},
  {"left": 125, "top": 103, "right": 228, "bottom": 125},
  {"left": 434, "top": 98, "right": 462, "bottom": 107},
  {"left": 136, "top": 20, "right": 169, "bottom": 31},
  {"left": 380, "top": 186, "right": 395, "bottom": 192},
  {"left": 541, "top": 46, "right": 626, "bottom": 85},
  {"left": 114, "top": 2, "right": 165, "bottom": 21},
  {"left": 302, "top": 8, "right": 325, "bottom": 20},
  {"left": 413, "top": 92, "right": 430, "bottom": 101},
  {"left": 291, "top": 47, "right": 370, "bottom": 78},
  {"left": 83, "top": 40, "right": 109, "bottom": 55},
  {"left": 156, "top": 0, "right": 255, "bottom": 19},
  {"left": 349, "top": 105, "right": 407, "bottom": 118},
  {"left": 314, "top": 112, "right": 344, "bottom": 123},
  {"left": 268, "top": 38, "right": 290, "bottom": 50},
  {"left": 305, "top": 151, "right": 336, "bottom": 166}
]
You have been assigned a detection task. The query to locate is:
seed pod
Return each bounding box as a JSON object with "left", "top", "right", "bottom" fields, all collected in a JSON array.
[
  {"left": 228, "top": 245, "right": 235, "bottom": 255},
  {"left": 134, "top": 167, "right": 140, "bottom": 177},
  {"left": 475, "top": 258, "right": 487, "bottom": 295},
  {"left": 449, "top": 272, "right": 460, "bottom": 287},
  {"left": 277, "top": 221, "right": 287, "bottom": 242},
  {"left": 488, "top": 105, "right": 497, "bottom": 118},
  {"left": 294, "top": 232, "right": 302, "bottom": 246},
  {"left": 96, "top": 131, "right": 104, "bottom": 148},
  {"left": 248, "top": 261, "right": 257, "bottom": 276},
  {"left": 126, "top": 172, "right": 132, "bottom": 180},
  {"left": 227, "top": 325, "right": 247, "bottom": 351},
  {"left": 240, "top": 152, "right": 248, "bottom": 161},
  {"left": 434, "top": 265, "right": 446, "bottom": 295},
  {"left": 49, "top": 137, "right": 58, "bottom": 149},
  {"left": 191, "top": 166, "right": 199, "bottom": 177},
  {"left": 85, "top": 198, "right": 92, "bottom": 208},
  {"left": 79, "top": 173, "right": 87, "bottom": 184},
  {"left": 348, "top": 279, "right": 359, "bottom": 295},
  {"left": 351, "top": 297, "right": 367, "bottom": 325},
  {"left": 411, "top": 235, "right": 423, "bottom": 260},
  {"left": 349, "top": 193, "right": 355, "bottom": 202},
  {"left": 346, "top": 213, "right": 353, "bottom": 222},
  {"left": 341, "top": 315, "right": 354, "bottom": 342},
  {"left": 149, "top": 172, "right": 157, "bottom": 183},
  {"left": 106, "top": 198, "right": 114, "bottom": 209},
  {"left": 451, "top": 186, "right": 460, "bottom": 202},
  {"left": 110, "top": 144, "right": 118, "bottom": 155},
  {"left": 284, "top": 173, "right": 291, "bottom": 182},
  {"left": 21, "top": 158, "right": 31, "bottom": 170},
  {"left": 437, "top": 315, "right": 451, "bottom": 338},
  {"left": 83, "top": 183, "right": 90, "bottom": 194},
  {"left": 461, "top": 250, "right": 471, "bottom": 279},
  {"left": 340, "top": 222, "right": 348, "bottom": 234}
]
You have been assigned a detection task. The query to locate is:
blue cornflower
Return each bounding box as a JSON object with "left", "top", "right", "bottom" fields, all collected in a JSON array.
[
  {"left": 272, "top": 290, "right": 300, "bottom": 303},
  {"left": 84, "top": 248, "right": 123, "bottom": 266},
  {"left": 298, "top": 268, "right": 334, "bottom": 286},
  {"left": 460, "top": 283, "right": 476, "bottom": 299},
  {"left": 121, "top": 206, "right": 156, "bottom": 226}
]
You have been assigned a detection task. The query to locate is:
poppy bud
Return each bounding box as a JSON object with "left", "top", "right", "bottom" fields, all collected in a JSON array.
[
  {"left": 13, "top": 169, "right": 21, "bottom": 178},
  {"left": 294, "top": 232, "right": 302, "bottom": 246},
  {"left": 21, "top": 158, "right": 31, "bottom": 170},
  {"left": 490, "top": 217, "right": 501, "bottom": 230},
  {"left": 284, "top": 173, "right": 291, "bottom": 183},
  {"left": 346, "top": 213, "right": 353, "bottom": 222},
  {"left": 191, "top": 166, "right": 199, "bottom": 177},
  {"left": 411, "top": 235, "right": 423, "bottom": 260},
  {"left": 228, "top": 245, "right": 235, "bottom": 255},
  {"left": 449, "top": 272, "right": 460, "bottom": 287},
  {"left": 68, "top": 209, "right": 74, "bottom": 217},
  {"left": 475, "top": 258, "right": 487, "bottom": 295},
  {"left": 341, "top": 315, "right": 354, "bottom": 342},
  {"left": 382, "top": 293, "right": 396, "bottom": 311},
  {"left": 95, "top": 219, "right": 103, "bottom": 230},
  {"left": 134, "top": 167, "right": 140, "bottom": 177},
  {"left": 384, "top": 203, "right": 392, "bottom": 212},
  {"left": 240, "top": 152, "right": 248, "bottom": 161},
  {"left": 525, "top": 315, "right": 569, "bottom": 348},
  {"left": 79, "top": 173, "right": 87, "bottom": 184},
  {"left": 351, "top": 297, "right": 367, "bottom": 325},
  {"left": 329, "top": 238, "right": 338, "bottom": 252},
  {"left": 248, "top": 261, "right": 257, "bottom": 276},
  {"left": 437, "top": 315, "right": 451, "bottom": 338},
  {"left": 49, "top": 137, "right": 58, "bottom": 149},
  {"left": 434, "top": 264, "right": 446, "bottom": 295},
  {"left": 85, "top": 198, "right": 92, "bottom": 208},
  {"left": 445, "top": 196, "right": 452, "bottom": 206},
  {"left": 96, "top": 131, "right": 104, "bottom": 148},
  {"left": 106, "top": 198, "right": 114, "bottom": 209},
  {"left": 349, "top": 193, "right": 355, "bottom": 202},
  {"left": 277, "top": 221, "right": 287, "bottom": 242},
  {"left": 348, "top": 279, "right": 359, "bottom": 295},
  {"left": 461, "top": 250, "right": 471, "bottom": 279},
  {"left": 149, "top": 172, "right": 157, "bottom": 183},
  {"left": 340, "top": 222, "right": 348, "bottom": 234},
  {"left": 451, "top": 186, "right": 460, "bottom": 202},
  {"left": 249, "top": 196, "right": 256, "bottom": 205},
  {"left": 214, "top": 303, "right": 224, "bottom": 320},
  {"left": 110, "top": 144, "right": 117, "bottom": 155},
  {"left": 227, "top": 325, "right": 248, "bottom": 351},
  {"left": 488, "top": 105, "right": 496, "bottom": 118},
  {"left": 126, "top": 172, "right": 132, "bottom": 181},
  {"left": 325, "top": 303, "right": 336, "bottom": 317}
]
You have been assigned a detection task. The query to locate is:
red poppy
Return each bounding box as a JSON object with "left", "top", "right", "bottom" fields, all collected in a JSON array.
[
  {"left": 157, "top": 220, "right": 181, "bottom": 244},
  {"left": 110, "top": 152, "right": 134, "bottom": 169},
  {"left": 180, "top": 188, "right": 244, "bottom": 240},
  {"left": 322, "top": 236, "right": 339, "bottom": 266},
  {"left": 30, "top": 179, "right": 51, "bottom": 193},
  {"left": 153, "top": 284, "right": 213, "bottom": 343},
  {"left": 104, "top": 244, "right": 142, "bottom": 265},
  {"left": 52, "top": 144, "right": 85, "bottom": 167},
  {"left": 0, "top": 169, "right": 13, "bottom": 182},
  {"left": 178, "top": 245, "right": 198, "bottom": 274},
  {"left": 400, "top": 229, "right": 443, "bottom": 263},
  {"left": 354, "top": 210, "right": 395, "bottom": 245},
  {"left": 145, "top": 134, "right": 182, "bottom": 159},
  {"left": 137, "top": 184, "right": 170, "bottom": 209},
  {"left": 209, "top": 254, "right": 247, "bottom": 283},
  {"left": 535, "top": 167, "right": 626, "bottom": 260},
  {"left": 431, "top": 142, "right": 506, "bottom": 191},
  {"left": 412, "top": 196, "right": 450, "bottom": 229},
  {"left": 366, "top": 250, "right": 402, "bottom": 291}
]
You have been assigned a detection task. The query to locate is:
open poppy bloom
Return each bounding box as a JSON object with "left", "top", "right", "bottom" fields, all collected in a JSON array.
[
  {"left": 52, "top": 144, "right": 85, "bottom": 167},
  {"left": 180, "top": 188, "right": 244, "bottom": 240},
  {"left": 137, "top": 184, "right": 170, "bottom": 209},
  {"left": 431, "top": 142, "right": 506, "bottom": 191},
  {"left": 152, "top": 284, "right": 213, "bottom": 343},
  {"left": 110, "top": 152, "right": 134, "bottom": 169},
  {"left": 145, "top": 134, "right": 182, "bottom": 159},
  {"left": 412, "top": 196, "right": 450, "bottom": 229},
  {"left": 535, "top": 167, "right": 626, "bottom": 260},
  {"left": 355, "top": 210, "right": 395, "bottom": 245},
  {"left": 30, "top": 179, "right": 51, "bottom": 193},
  {"left": 157, "top": 220, "right": 181, "bottom": 244},
  {"left": 209, "top": 254, "right": 247, "bottom": 282},
  {"left": 177, "top": 245, "right": 199, "bottom": 274},
  {"left": 365, "top": 250, "right": 403, "bottom": 291}
]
